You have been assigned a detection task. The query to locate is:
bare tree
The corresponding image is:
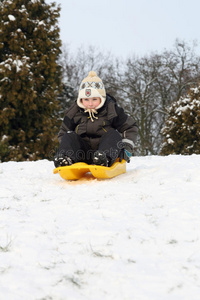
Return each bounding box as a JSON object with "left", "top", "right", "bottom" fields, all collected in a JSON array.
[
  {"left": 162, "top": 39, "right": 200, "bottom": 101},
  {"left": 59, "top": 45, "right": 114, "bottom": 90}
]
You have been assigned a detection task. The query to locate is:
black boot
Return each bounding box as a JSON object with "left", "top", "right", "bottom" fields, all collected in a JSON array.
[
  {"left": 54, "top": 153, "right": 73, "bottom": 168},
  {"left": 93, "top": 151, "right": 109, "bottom": 166}
]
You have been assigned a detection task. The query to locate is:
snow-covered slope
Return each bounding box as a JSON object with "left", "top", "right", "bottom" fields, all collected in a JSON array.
[{"left": 1, "top": 155, "right": 200, "bottom": 300}]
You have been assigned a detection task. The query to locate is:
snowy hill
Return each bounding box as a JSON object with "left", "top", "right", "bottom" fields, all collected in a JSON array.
[{"left": 1, "top": 155, "right": 200, "bottom": 300}]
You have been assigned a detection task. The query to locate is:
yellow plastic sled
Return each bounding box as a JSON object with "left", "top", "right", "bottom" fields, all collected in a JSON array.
[{"left": 53, "top": 159, "right": 126, "bottom": 180}]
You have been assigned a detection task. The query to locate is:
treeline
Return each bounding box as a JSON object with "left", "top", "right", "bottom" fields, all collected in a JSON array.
[
  {"left": 1, "top": 0, "right": 200, "bottom": 162},
  {"left": 59, "top": 40, "right": 200, "bottom": 156}
]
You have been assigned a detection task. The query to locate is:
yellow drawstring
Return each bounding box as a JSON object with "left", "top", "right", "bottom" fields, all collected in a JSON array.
[{"left": 84, "top": 108, "right": 98, "bottom": 122}]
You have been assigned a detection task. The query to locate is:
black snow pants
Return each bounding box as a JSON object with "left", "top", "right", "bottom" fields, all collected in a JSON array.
[{"left": 56, "top": 129, "right": 123, "bottom": 166}]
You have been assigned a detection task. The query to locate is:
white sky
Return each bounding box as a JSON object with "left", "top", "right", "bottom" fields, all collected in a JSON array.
[{"left": 46, "top": 0, "right": 200, "bottom": 58}]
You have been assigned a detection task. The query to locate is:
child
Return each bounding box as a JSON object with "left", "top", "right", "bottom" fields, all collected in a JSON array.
[{"left": 54, "top": 71, "right": 138, "bottom": 167}]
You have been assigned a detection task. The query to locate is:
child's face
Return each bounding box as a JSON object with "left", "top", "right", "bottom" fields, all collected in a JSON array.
[{"left": 81, "top": 97, "right": 101, "bottom": 109}]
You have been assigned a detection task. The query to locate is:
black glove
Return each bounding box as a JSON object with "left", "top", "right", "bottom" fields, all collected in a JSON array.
[{"left": 119, "top": 142, "right": 133, "bottom": 163}]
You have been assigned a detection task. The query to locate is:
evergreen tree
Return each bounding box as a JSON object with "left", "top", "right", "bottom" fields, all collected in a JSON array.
[
  {"left": 0, "top": 0, "right": 62, "bottom": 161},
  {"left": 160, "top": 86, "right": 200, "bottom": 155}
]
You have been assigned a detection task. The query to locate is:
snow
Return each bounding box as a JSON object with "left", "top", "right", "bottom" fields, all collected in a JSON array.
[
  {"left": 191, "top": 87, "right": 199, "bottom": 94},
  {"left": 1, "top": 155, "right": 200, "bottom": 300},
  {"left": 8, "top": 15, "right": 16, "bottom": 21},
  {"left": 12, "top": 59, "right": 23, "bottom": 72},
  {"left": 38, "top": 21, "right": 45, "bottom": 26},
  {"left": 1, "top": 135, "right": 8, "bottom": 142},
  {"left": 167, "top": 138, "right": 174, "bottom": 144}
]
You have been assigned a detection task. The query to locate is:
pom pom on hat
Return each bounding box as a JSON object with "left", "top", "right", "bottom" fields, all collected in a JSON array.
[
  {"left": 77, "top": 71, "right": 106, "bottom": 110},
  {"left": 88, "top": 71, "right": 97, "bottom": 77}
]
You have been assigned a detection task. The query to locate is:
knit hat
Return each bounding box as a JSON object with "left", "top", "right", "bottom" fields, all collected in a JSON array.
[{"left": 77, "top": 71, "right": 106, "bottom": 110}]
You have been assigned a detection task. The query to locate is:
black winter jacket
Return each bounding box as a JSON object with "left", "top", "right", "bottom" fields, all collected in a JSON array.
[{"left": 58, "top": 94, "right": 138, "bottom": 150}]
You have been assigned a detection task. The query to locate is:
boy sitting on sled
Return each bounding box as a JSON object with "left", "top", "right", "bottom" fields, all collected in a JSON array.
[{"left": 54, "top": 71, "right": 138, "bottom": 168}]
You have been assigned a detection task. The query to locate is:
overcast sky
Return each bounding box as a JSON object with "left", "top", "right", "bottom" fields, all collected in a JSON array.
[{"left": 46, "top": 0, "right": 200, "bottom": 58}]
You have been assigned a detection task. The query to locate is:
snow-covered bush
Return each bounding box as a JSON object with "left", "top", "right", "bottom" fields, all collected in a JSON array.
[{"left": 160, "top": 86, "right": 200, "bottom": 155}]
